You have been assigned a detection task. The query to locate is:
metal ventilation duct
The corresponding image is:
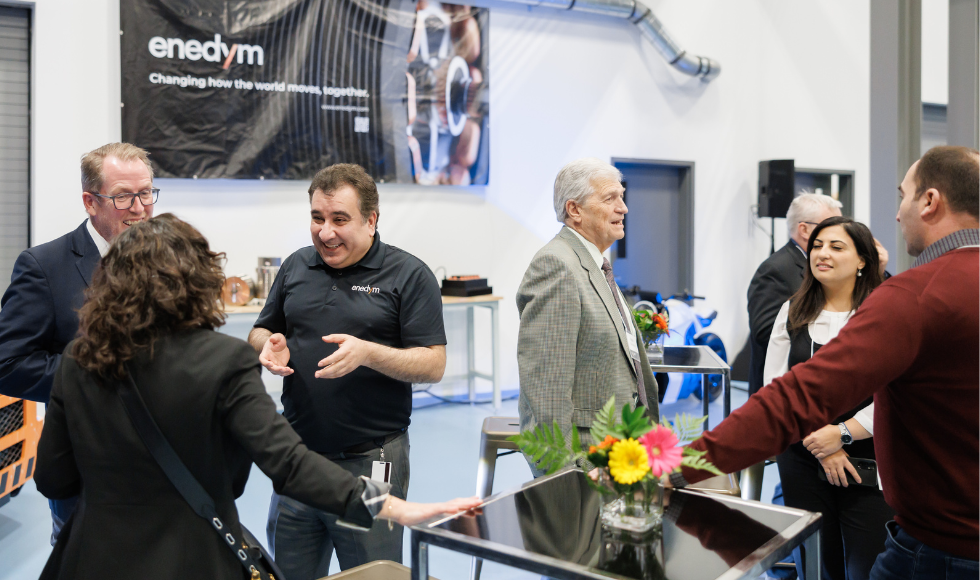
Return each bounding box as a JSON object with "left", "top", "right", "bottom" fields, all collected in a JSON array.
[{"left": 497, "top": 0, "right": 721, "bottom": 81}]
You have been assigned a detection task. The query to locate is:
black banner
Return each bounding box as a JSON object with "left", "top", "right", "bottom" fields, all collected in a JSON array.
[{"left": 120, "top": 0, "right": 489, "bottom": 184}]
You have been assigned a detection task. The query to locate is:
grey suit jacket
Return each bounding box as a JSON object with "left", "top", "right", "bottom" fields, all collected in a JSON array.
[{"left": 517, "top": 227, "right": 658, "bottom": 461}]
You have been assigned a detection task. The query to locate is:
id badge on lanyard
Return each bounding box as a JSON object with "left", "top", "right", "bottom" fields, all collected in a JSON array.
[
  {"left": 371, "top": 444, "right": 392, "bottom": 484},
  {"left": 623, "top": 303, "right": 640, "bottom": 363}
]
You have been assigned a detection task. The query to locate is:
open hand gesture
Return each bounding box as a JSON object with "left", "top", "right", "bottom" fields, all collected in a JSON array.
[
  {"left": 316, "top": 334, "right": 374, "bottom": 379},
  {"left": 259, "top": 333, "right": 294, "bottom": 376}
]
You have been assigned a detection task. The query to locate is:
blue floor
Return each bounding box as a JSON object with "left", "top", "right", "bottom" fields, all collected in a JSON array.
[{"left": 0, "top": 382, "right": 778, "bottom": 579}]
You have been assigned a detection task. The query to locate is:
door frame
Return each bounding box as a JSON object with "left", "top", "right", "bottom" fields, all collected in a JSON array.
[{"left": 611, "top": 157, "right": 695, "bottom": 295}]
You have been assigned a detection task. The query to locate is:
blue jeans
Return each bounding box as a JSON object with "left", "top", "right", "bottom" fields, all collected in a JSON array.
[
  {"left": 48, "top": 496, "right": 78, "bottom": 546},
  {"left": 869, "top": 522, "right": 978, "bottom": 580},
  {"left": 267, "top": 432, "right": 410, "bottom": 580}
]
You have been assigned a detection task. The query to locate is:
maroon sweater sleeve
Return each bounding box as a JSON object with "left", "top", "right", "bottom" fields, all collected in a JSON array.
[{"left": 682, "top": 282, "right": 921, "bottom": 483}]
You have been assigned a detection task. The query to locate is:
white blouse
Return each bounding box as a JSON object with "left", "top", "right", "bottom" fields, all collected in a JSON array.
[{"left": 763, "top": 301, "right": 874, "bottom": 434}]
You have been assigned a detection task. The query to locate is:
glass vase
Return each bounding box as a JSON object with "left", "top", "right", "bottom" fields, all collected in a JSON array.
[
  {"left": 646, "top": 335, "right": 666, "bottom": 364},
  {"left": 599, "top": 481, "right": 664, "bottom": 533}
]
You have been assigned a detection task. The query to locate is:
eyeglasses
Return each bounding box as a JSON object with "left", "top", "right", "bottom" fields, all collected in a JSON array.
[
  {"left": 802, "top": 221, "right": 821, "bottom": 228},
  {"left": 89, "top": 188, "right": 160, "bottom": 210}
]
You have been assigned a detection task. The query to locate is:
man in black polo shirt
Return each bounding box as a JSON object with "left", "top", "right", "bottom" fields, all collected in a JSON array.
[{"left": 248, "top": 163, "right": 446, "bottom": 577}]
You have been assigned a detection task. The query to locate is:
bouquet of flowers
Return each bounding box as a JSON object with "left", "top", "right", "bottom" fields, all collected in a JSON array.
[
  {"left": 633, "top": 308, "right": 669, "bottom": 349},
  {"left": 510, "top": 397, "right": 723, "bottom": 511}
]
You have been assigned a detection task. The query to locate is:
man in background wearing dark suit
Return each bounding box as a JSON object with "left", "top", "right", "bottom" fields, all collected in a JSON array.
[
  {"left": 746, "top": 193, "right": 842, "bottom": 397},
  {"left": 0, "top": 142, "right": 156, "bottom": 541}
]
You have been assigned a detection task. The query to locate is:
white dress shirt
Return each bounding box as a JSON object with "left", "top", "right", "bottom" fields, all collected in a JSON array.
[
  {"left": 763, "top": 300, "right": 874, "bottom": 434},
  {"left": 86, "top": 219, "right": 111, "bottom": 258}
]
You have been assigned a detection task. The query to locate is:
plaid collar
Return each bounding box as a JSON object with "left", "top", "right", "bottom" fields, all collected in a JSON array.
[{"left": 911, "top": 228, "right": 979, "bottom": 268}]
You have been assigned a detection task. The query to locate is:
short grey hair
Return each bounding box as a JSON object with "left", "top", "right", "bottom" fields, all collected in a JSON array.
[
  {"left": 553, "top": 158, "right": 623, "bottom": 223},
  {"left": 81, "top": 142, "right": 153, "bottom": 194},
  {"left": 786, "top": 191, "right": 843, "bottom": 237}
]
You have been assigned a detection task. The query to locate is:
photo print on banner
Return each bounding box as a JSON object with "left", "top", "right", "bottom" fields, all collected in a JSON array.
[{"left": 120, "top": 0, "right": 489, "bottom": 185}]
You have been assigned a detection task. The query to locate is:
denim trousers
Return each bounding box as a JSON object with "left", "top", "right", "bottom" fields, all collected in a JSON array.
[
  {"left": 48, "top": 496, "right": 78, "bottom": 546},
  {"left": 869, "top": 522, "right": 978, "bottom": 580},
  {"left": 267, "top": 432, "right": 410, "bottom": 580}
]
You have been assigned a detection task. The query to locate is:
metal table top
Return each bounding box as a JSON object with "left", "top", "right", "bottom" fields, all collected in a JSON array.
[
  {"left": 650, "top": 345, "right": 730, "bottom": 374},
  {"left": 411, "top": 469, "right": 821, "bottom": 580}
]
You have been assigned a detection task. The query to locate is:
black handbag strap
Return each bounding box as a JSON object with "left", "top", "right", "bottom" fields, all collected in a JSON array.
[{"left": 118, "top": 374, "right": 274, "bottom": 579}]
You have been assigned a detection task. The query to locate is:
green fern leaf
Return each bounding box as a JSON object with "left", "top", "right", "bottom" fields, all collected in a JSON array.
[
  {"left": 680, "top": 447, "right": 724, "bottom": 475},
  {"left": 670, "top": 413, "right": 708, "bottom": 442},
  {"left": 682, "top": 456, "right": 724, "bottom": 476},
  {"left": 571, "top": 424, "right": 582, "bottom": 454},
  {"left": 590, "top": 396, "right": 619, "bottom": 443},
  {"left": 553, "top": 421, "right": 566, "bottom": 449},
  {"left": 508, "top": 420, "right": 587, "bottom": 475}
]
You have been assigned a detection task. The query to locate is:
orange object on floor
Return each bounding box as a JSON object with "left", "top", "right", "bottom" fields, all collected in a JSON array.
[{"left": 0, "top": 394, "right": 43, "bottom": 503}]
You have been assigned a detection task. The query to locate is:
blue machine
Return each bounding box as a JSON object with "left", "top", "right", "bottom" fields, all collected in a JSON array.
[{"left": 624, "top": 290, "right": 728, "bottom": 403}]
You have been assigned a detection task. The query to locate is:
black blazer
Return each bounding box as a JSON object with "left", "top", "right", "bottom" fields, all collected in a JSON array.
[
  {"left": 746, "top": 241, "right": 806, "bottom": 395},
  {"left": 35, "top": 329, "right": 371, "bottom": 580},
  {"left": 0, "top": 221, "right": 99, "bottom": 402}
]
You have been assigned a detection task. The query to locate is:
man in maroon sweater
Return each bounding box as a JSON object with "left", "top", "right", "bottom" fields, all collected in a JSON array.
[{"left": 674, "top": 146, "right": 979, "bottom": 580}]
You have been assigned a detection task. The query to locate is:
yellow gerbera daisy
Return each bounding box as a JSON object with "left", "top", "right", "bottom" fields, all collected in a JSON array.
[{"left": 607, "top": 438, "right": 650, "bottom": 485}]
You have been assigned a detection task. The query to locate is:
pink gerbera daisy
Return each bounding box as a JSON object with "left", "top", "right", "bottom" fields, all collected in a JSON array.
[{"left": 638, "top": 425, "right": 683, "bottom": 477}]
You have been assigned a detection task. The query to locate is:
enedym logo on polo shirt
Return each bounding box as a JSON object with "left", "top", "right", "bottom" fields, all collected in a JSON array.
[
  {"left": 352, "top": 285, "right": 381, "bottom": 295},
  {"left": 147, "top": 34, "right": 264, "bottom": 69}
]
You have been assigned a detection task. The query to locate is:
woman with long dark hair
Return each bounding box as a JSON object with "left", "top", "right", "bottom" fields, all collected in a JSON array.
[
  {"left": 763, "top": 216, "right": 894, "bottom": 580},
  {"left": 34, "top": 214, "right": 478, "bottom": 580}
]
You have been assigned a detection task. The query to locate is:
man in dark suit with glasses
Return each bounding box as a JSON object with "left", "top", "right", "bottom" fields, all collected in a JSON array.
[{"left": 0, "top": 142, "right": 157, "bottom": 541}]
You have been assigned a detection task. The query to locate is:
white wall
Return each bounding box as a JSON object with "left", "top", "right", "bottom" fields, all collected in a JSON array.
[
  {"left": 921, "top": 0, "right": 949, "bottom": 105},
  {"left": 27, "top": 0, "right": 871, "bottom": 393}
]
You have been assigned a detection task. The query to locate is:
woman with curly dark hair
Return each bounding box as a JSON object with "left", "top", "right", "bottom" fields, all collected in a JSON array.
[
  {"left": 34, "top": 214, "right": 478, "bottom": 580},
  {"left": 763, "top": 216, "right": 894, "bottom": 580}
]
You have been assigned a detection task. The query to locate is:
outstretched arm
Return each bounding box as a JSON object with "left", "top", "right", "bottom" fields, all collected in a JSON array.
[
  {"left": 681, "top": 285, "right": 919, "bottom": 484},
  {"left": 219, "top": 342, "right": 475, "bottom": 526}
]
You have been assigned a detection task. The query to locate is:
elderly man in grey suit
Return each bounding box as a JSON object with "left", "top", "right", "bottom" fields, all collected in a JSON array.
[{"left": 517, "top": 157, "right": 658, "bottom": 476}]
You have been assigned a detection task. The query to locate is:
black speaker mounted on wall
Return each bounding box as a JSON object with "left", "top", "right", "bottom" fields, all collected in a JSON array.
[{"left": 758, "top": 159, "right": 795, "bottom": 219}]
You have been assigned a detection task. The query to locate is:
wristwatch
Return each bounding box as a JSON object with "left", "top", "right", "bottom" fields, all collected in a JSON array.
[{"left": 838, "top": 422, "right": 853, "bottom": 445}]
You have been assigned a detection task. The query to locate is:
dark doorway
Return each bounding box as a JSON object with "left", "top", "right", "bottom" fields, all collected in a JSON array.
[{"left": 610, "top": 158, "right": 694, "bottom": 298}]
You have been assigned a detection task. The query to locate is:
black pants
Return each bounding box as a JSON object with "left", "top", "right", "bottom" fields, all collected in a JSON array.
[{"left": 776, "top": 447, "right": 895, "bottom": 580}]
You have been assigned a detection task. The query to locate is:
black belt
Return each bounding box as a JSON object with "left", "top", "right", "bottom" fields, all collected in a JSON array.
[{"left": 325, "top": 430, "right": 405, "bottom": 459}]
